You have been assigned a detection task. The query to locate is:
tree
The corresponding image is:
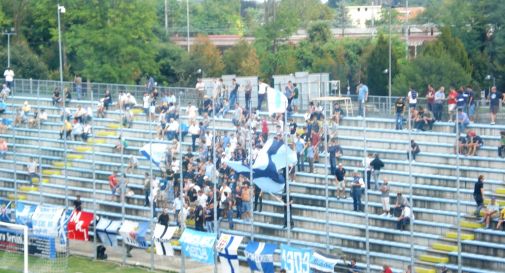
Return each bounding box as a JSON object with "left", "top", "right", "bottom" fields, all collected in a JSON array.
[
  {"left": 364, "top": 34, "right": 399, "bottom": 96},
  {"left": 223, "top": 40, "right": 259, "bottom": 76},
  {"left": 308, "top": 22, "right": 333, "bottom": 45},
  {"left": 63, "top": 0, "right": 160, "bottom": 83},
  {"left": 188, "top": 35, "right": 224, "bottom": 77},
  {"left": 155, "top": 43, "right": 189, "bottom": 86},
  {"left": 393, "top": 54, "right": 471, "bottom": 96},
  {"left": 0, "top": 43, "right": 49, "bottom": 79}
]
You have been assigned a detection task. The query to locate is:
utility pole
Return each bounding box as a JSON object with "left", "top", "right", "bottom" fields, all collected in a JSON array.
[
  {"left": 164, "top": 0, "right": 169, "bottom": 37},
  {"left": 2, "top": 28, "right": 16, "bottom": 67}
]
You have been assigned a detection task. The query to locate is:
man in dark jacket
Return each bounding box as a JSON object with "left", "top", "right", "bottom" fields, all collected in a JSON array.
[{"left": 370, "top": 154, "right": 385, "bottom": 190}]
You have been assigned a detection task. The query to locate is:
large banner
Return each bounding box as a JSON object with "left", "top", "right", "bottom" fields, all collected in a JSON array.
[
  {"left": 0, "top": 228, "right": 56, "bottom": 259},
  {"left": 152, "top": 224, "right": 178, "bottom": 256},
  {"left": 244, "top": 241, "right": 277, "bottom": 273},
  {"left": 96, "top": 218, "right": 122, "bottom": 247},
  {"left": 31, "top": 205, "right": 65, "bottom": 237},
  {"left": 179, "top": 228, "right": 216, "bottom": 264},
  {"left": 67, "top": 210, "right": 94, "bottom": 241},
  {"left": 216, "top": 233, "right": 243, "bottom": 273},
  {"left": 0, "top": 199, "right": 11, "bottom": 222},
  {"left": 15, "top": 202, "right": 37, "bottom": 228},
  {"left": 118, "top": 220, "right": 149, "bottom": 249},
  {"left": 309, "top": 252, "right": 339, "bottom": 273},
  {"left": 281, "top": 244, "right": 313, "bottom": 273}
]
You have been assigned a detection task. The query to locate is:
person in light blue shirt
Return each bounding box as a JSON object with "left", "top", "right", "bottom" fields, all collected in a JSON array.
[{"left": 357, "top": 83, "right": 368, "bottom": 116}]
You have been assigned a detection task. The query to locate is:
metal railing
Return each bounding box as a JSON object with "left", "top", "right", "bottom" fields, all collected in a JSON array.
[{"left": 10, "top": 78, "right": 198, "bottom": 107}]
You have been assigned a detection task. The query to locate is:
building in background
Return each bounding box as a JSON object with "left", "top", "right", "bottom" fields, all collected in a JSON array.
[{"left": 345, "top": 5, "right": 382, "bottom": 29}]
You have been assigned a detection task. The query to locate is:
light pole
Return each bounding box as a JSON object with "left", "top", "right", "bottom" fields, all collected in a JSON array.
[
  {"left": 57, "top": 5, "right": 65, "bottom": 87},
  {"left": 186, "top": 0, "right": 190, "bottom": 53},
  {"left": 2, "top": 28, "right": 16, "bottom": 67},
  {"left": 405, "top": 0, "right": 409, "bottom": 59},
  {"left": 57, "top": 4, "right": 68, "bottom": 211},
  {"left": 388, "top": 0, "right": 392, "bottom": 112}
]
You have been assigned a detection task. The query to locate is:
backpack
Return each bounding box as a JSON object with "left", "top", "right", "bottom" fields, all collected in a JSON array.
[{"left": 411, "top": 90, "right": 417, "bottom": 100}]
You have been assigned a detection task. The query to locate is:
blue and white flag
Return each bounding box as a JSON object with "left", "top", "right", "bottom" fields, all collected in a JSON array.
[
  {"left": 244, "top": 241, "right": 277, "bottom": 273},
  {"left": 119, "top": 220, "right": 149, "bottom": 249},
  {"left": 31, "top": 205, "right": 65, "bottom": 237},
  {"left": 309, "top": 252, "right": 339, "bottom": 273},
  {"left": 96, "top": 218, "right": 122, "bottom": 247},
  {"left": 225, "top": 138, "right": 297, "bottom": 193},
  {"left": 0, "top": 199, "right": 11, "bottom": 223},
  {"left": 281, "top": 244, "right": 313, "bottom": 273},
  {"left": 140, "top": 143, "right": 168, "bottom": 167},
  {"left": 262, "top": 83, "right": 288, "bottom": 114},
  {"left": 153, "top": 224, "right": 178, "bottom": 256},
  {"left": 216, "top": 234, "right": 243, "bottom": 273},
  {"left": 15, "top": 202, "right": 37, "bottom": 228},
  {"left": 179, "top": 228, "right": 216, "bottom": 264}
]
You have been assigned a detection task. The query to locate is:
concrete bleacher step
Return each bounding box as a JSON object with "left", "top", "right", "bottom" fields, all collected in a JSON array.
[
  {"left": 67, "top": 154, "right": 84, "bottom": 160},
  {"left": 484, "top": 198, "right": 505, "bottom": 206},
  {"left": 431, "top": 243, "right": 458, "bottom": 252},
  {"left": 73, "top": 146, "right": 92, "bottom": 153},
  {"left": 496, "top": 188, "right": 505, "bottom": 195},
  {"left": 88, "top": 138, "right": 106, "bottom": 144},
  {"left": 31, "top": 177, "right": 49, "bottom": 183},
  {"left": 8, "top": 194, "right": 26, "bottom": 200},
  {"left": 419, "top": 254, "right": 449, "bottom": 264},
  {"left": 42, "top": 169, "right": 61, "bottom": 176},
  {"left": 19, "top": 185, "right": 38, "bottom": 192},
  {"left": 446, "top": 232, "right": 475, "bottom": 240},
  {"left": 107, "top": 123, "right": 121, "bottom": 129},
  {"left": 96, "top": 130, "right": 117, "bottom": 137},
  {"left": 52, "top": 161, "right": 72, "bottom": 168},
  {"left": 460, "top": 221, "right": 484, "bottom": 229}
]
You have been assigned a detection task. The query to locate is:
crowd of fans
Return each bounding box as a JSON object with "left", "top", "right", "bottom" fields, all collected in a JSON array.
[{"left": 1, "top": 68, "right": 505, "bottom": 272}]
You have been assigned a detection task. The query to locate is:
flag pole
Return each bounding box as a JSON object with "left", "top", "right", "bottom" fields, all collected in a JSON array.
[
  {"left": 212, "top": 97, "right": 218, "bottom": 273},
  {"left": 363, "top": 98, "right": 370, "bottom": 273},
  {"left": 408, "top": 107, "right": 414, "bottom": 272},
  {"left": 37, "top": 81, "right": 43, "bottom": 204},
  {"left": 120, "top": 102, "right": 126, "bottom": 266},
  {"left": 91, "top": 88, "right": 97, "bottom": 260},
  {"left": 178, "top": 91, "right": 186, "bottom": 273},
  {"left": 324, "top": 100, "right": 330, "bottom": 252},
  {"left": 455, "top": 110, "right": 462, "bottom": 273},
  {"left": 149, "top": 96, "right": 154, "bottom": 271},
  {"left": 249, "top": 86, "right": 255, "bottom": 242},
  {"left": 285, "top": 104, "right": 291, "bottom": 246}
]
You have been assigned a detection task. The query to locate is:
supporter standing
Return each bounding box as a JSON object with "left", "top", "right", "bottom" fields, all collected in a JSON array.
[
  {"left": 257, "top": 81, "right": 267, "bottom": 111},
  {"left": 253, "top": 184, "right": 263, "bottom": 212},
  {"left": 394, "top": 97, "right": 405, "bottom": 130},
  {"left": 473, "top": 175, "right": 485, "bottom": 216},
  {"left": 425, "top": 84, "right": 435, "bottom": 112},
  {"left": 499, "top": 131, "right": 505, "bottom": 158},
  {"left": 351, "top": 172, "right": 364, "bottom": 212},
  {"left": 489, "top": 86, "right": 504, "bottom": 125},
  {"left": 3, "top": 67, "right": 14, "bottom": 89},
  {"left": 407, "top": 87, "right": 418, "bottom": 109},
  {"left": 433, "top": 86, "right": 445, "bottom": 121},
  {"left": 380, "top": 179, "right": 390, "bottom": 216},
  {"left": 357, "top": 83, "right": 368, "bottom": 116},
  {"left": 447, "top": 87, "right": 458, "bottom": 122},
  {"left": 466, "top": 86, "right": 476, "bottom": 122},
  {"left": 229, "top": 79, "right": 239, "bottom": 110},
  {"left": 0, "top": 139, "right": 7, "bottom": 158},
  {"left": 335, "top": 163, "right": 347, "bottom": 199},
  {"left": 74, "top": 74, "right": 82, "bottom": 100},
  {"left": 370, "top": 154, "right": 385, "bottom": 190}
]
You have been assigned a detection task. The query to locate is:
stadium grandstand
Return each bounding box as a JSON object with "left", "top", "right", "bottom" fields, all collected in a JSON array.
[{"left": 0, "top": 76, "right": 504, "bottom": 273}]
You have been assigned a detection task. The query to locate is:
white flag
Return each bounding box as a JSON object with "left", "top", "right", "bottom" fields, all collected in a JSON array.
[
  {"left": 216, "top": 234, "right": 243, "bottom": 273},
  {"left": 153, "top": 224, "right": 178, "bottom": 256},
  {"left": 265, "top": 84, "right": 288, "bottom": 114}
]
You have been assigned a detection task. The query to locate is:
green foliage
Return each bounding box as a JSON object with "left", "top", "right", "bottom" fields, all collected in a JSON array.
[
  {"left": 363, "top": 34, "right": 399, "bottom": 96},
  {"left": 308, "top": 22, "right": 333, "bottom": 45},
  {"left": 188, "top": 35, "right": 224, "bottom": 77},
  {"left": 223, "top": 40, "right": 259, "bottom": 76},
  {"left": 393, "top": 54, "right": 471, "bottom": 96},
  {"left": 0, "top": 43, "right": 49, "bottom": 79},
  {"left": 64, "top": 0, "right": 159, "bottom": 83},
  {"left": 155, "top": 43, "right": 189, "bottom": 86}
]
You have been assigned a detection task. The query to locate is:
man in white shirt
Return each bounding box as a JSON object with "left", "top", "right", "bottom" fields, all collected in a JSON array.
[
  {"left": 397, "top": 205, "right": 414, "bottom": 230},
  {"left": 26, "top": 158, "right": 39, "bottom": 184},
  {"left": 482, "top": 197, "right": 499, "bottom": 229},
  {"left": 257, "top": 81, "right": 267, "bottom": 111},
  {"left": 187, "top": 102, "right": 198, "bottom": 121},
  {"left": 197, "top": 190, "right": 208, "bottom": 208},
  {"left": 3, "top": 67, "right": 14, "bottom": 89}
]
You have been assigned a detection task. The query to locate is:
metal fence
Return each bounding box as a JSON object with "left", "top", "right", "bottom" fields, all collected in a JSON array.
[{"left": 10, "top": 78, "right": 198, "bottom": 107}]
